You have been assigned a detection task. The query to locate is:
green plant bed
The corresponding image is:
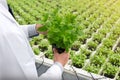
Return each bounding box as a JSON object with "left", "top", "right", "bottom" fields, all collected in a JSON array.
[
  {"left": 31, "top": 35, "right": 44, "bottom": 45},
  {"left": 87, "top": 40, "right": 98, "bottom": 51},
  {"left": 84, "top": 64, "right": 100, "bottom": 74},
  {"left": 38, "top": 39, "right": 49, "bottom": 52},
  {"left": 71, "top": 41, "right": 81, "bottom": 51},
  {"left": 114, "top": 47, "right": 120, "bottom": 54},
  {"left": 30, "top": 40, "right": 35, "bottom": 47},
  {"left": 78, "top": 34, "right": 87, "bottom": 44},
  {"left": 96, "top": 46, "right": 114, "bottom": 57},
  {"left": 69, "top": 50, "right": 75, "bottom": 59},
  {"left": 34, "top": 41, "right": 39, "bottom": 45},
  {"left": 84, "top": 28, "right": 92, "bottom": 38},
  {"left": 90, "top": 55, "right": 106, "bottom": 67},
  {"left": 82, "top": 20, "right": 91, "bottom": 26},
  {"left": 98, "top": 28, "right": 108, "bottom": 37},
  {"left": 33, "top": 47, "right": 40, "bottom": 55},
  {"left": 44, "top": 46, "right": 53, "bottom": 59},
  {"left": 92, "top": 34, "right": 104, "bottom": 44},
  {"left": 102, "top": 63, "right": 119, "bottom": 78},
  {"left": 116, "top": 76, "right": 120, "bottom": 80},
  {"left": 71, "top": 54, "right": 86, "bottom": 68},
  {"left": 108, "top": 53, "right": 120, "bottom": 67},
  {"left": 80, "top": 48, "right": 91, "bottom": 59},
  {"left": 118, "top": 72, "right": 120, "bottom": 79},
  {"left": 38, "top": 46, "right": 48, "bottom": 52},
  {"left": 102, "top": 39, "right": 115, "bottom": 49}
]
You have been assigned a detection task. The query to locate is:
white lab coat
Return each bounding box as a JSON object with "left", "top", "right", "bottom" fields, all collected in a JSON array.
[{"left": 0, "top": 0, "right": 63, "bottom": 80}]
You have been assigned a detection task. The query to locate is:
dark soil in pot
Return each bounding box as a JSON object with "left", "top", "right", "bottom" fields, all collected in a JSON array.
[{"left": 52, "top": 44, "right": 65, "bottom": 54}]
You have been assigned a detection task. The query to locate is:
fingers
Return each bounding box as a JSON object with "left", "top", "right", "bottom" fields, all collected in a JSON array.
[
  {"left": 39, "top": 31, "right": 47, "bottom": 35},
  {"left": 35, "top": 24, "right": 43, "bottom": 30},
  {"left": 53, "top": 48, "right": 58, "bottom": 57},
  {"left": 35, "top": 24, "right": 48, "bottom": 35}
]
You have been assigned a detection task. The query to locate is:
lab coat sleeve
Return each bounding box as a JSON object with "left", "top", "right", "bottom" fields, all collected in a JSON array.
[
  {"left": 20, "top": 24, "right": 39, "bottom": 38},
  {"left": 39, "top": 62, "right": 63, "bottom": 80},
  {"left": 1, "top": 0, "right": 39, "bottom": 38},
  {"left": 0, "top": 0, "right": 8, "bottom": 10}
]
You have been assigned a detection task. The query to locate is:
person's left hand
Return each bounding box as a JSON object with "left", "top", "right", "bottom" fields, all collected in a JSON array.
[
  {"left": 35, "top": 24, "right": 47, "bottom": 35},
  {"left": 53, "top": 48, "right": 70, "bottom": 67}
]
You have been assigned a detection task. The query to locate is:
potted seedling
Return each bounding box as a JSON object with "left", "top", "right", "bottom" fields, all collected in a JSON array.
[
  {"left": 80, "top": 48, "right": 91, "bottom": 59},
  {"left": 33, "top": 47, "right": 40, "bottom": 55},
  {"left": 45, "top": 46, "right": 53, "bottom": 59},
  {"left": 38, "top": 39, "right": 49, "bottom": 52},
  {"left": 78, "top": 34, "right": 87, "bottom": 44},
  {"left": 102, "top": 39, "right": 115, "bottom": 49},
  {"left": 71, "top": 53, "right": 86, "bottom": 68},
  {"left": 32, "top": 35, "right": 44, "bottom": 45},
  {"left": 102, "top": 63, "right": 119, "bottom": 78},
  {"left": 38, "top": 9, "right": 83, "bottom": 53},
  {"left": 92, "top": 34, "right": 104, "bottom": 44},
  {"left": 69, "top": 50, "right": 76, "bottom": 59},
  {"left": 71, "top": 41, "right": 81, "bottom": 51},
  {"left": 87, "top": 40, "right": 98, "bottom": 51},
  {"left": 90, "top": 55, "right": 106, "bottom": 67},
  {"left": 84, "top": 64, "right": 100, "bottom": 74},
  {"left": 109, "top": 53, "right": 120, "bottom": 66},
  {"left": 96, "top": 46, "right": 114, "bottom": 57}
]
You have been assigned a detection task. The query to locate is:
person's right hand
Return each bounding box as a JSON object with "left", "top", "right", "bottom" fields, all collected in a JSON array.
[
  {"left": 35, "top": 24, "right": 47, "bottom": 35},
  {"left": 53, "top": 48, "right": 70, "bottom": 67}
]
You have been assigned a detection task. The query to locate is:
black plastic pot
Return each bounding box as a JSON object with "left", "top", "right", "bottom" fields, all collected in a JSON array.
[
  {"left": 104, "top": 73, "right": 115, "bottom": 78},
  {"left": 38, "top": 46, "right": 48, "bottom": 52},
  {"left": 52, "top": 44, "right": 65, "bottom": 54}
]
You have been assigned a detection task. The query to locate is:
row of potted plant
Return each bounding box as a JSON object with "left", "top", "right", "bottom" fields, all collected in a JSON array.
[
  {"left": 80, "top": 7, "right": 119, "bottom": 43},
  {"left": 78, "top": 16, "right": 107, "bottom": 44},
  {"left": 83, "top": 14, "right": 118, "bottom": 51}
]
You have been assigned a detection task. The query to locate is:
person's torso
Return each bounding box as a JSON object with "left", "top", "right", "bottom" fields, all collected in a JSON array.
[{"left": 0, "top": 4, "right": 38, "bottom": 80}]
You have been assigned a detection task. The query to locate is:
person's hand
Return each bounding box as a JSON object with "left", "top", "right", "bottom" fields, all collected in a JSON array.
[
  {"left": 35, "top": 24, "right": 47, "bottom": 35},
  {"left": 53, "top": 48, "right": 70, "bottom": 67}
]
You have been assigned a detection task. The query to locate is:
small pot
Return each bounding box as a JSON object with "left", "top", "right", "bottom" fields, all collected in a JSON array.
[{"left": 52, "top": 44, "right": 65, "bottom": 54}]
